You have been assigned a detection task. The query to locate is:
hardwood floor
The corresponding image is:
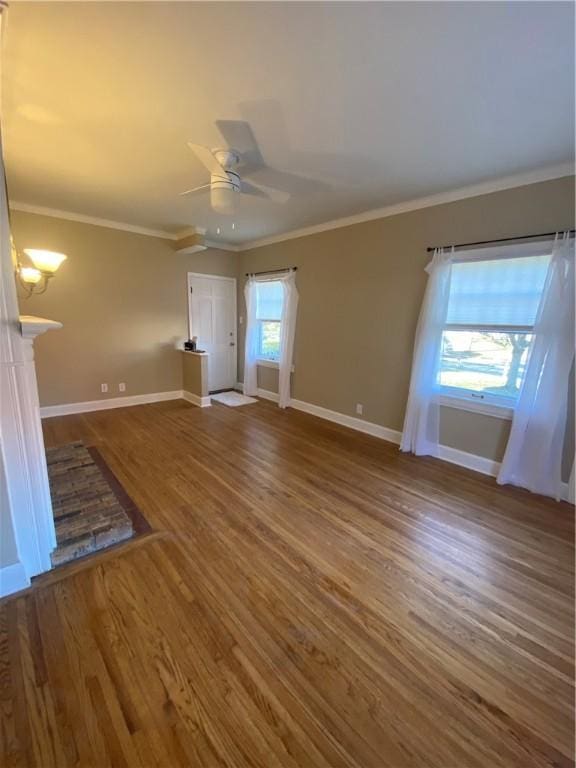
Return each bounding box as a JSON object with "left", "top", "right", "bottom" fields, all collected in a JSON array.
[{"left": 1, "top": 398, "right": 574, "bottom": 767}]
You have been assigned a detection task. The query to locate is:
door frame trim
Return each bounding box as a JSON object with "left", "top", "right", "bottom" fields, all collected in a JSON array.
[{"left": 187, "top": 273, "right": 237, "bottom": 391}]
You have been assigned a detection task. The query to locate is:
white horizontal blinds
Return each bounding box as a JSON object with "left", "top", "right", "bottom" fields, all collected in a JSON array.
[
  {"left": 256, "top": 280, "right": 283, "bottom": 320},
  {"left": 446, "top": 253, "right": 551, "bottom": 327}
]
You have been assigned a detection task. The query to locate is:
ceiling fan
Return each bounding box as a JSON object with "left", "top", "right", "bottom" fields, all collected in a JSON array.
[{"left": 180, "top": 143, "right": 289, "bottom": 214}]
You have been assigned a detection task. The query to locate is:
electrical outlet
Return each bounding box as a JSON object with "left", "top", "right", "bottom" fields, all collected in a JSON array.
[
  {"left": 101, "top": 383, "right": 108, "bottom": 393},
  {"left": 119, "top": 382, "right": 126, "bottom": 393},
  {"left": 356, "top": 403, "right": 363, "bottom": 415}
]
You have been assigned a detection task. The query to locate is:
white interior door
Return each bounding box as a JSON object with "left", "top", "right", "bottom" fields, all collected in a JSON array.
[{"left": 188, "top": 274, "right": 237, "bottom": 391}]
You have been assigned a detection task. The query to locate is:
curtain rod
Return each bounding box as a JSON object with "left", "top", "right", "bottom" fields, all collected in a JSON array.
[
  {"left": 245, "top": 267, "right": 298, "bottom": 277},
  {"left": 426, "top": 230, "right": 575, "bottom": 253}
]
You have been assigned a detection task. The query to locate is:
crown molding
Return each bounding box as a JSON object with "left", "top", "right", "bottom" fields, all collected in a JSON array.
[
  {"left": 239, "top": 162, "right": 575, "bottom": 251},
  {"left": 10, "top": 201, "right": 245, "bottom": 252},
  {"left": 10, "top": 201, "right": 242, "bottom": 251},
  {"left": 9, "top": 201, "right": 178, "bottom": 240},
  {"left": 10, "top": 161, "right": 574, "bottom": 253}
]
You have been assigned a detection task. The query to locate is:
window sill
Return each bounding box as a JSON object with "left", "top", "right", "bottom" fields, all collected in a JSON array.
[{"left": 439, "top": 393, "right": 514, "bottom": 420}]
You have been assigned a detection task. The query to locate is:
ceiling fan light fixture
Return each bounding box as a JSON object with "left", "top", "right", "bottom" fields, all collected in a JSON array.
[
  {"left": 183, "top": 141, "right": 287, "bottom": 212},
  {"left": 211, "top": 184, "right": 236, "bottom": 215}
]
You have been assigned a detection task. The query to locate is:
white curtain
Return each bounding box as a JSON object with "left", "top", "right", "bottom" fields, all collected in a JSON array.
[
  {"left": 278, "top": 269, "right": 299, "bottom": 408},
  {"left": 400, "top": 248, "right": 453, "bottom": 456},
  {"left": 497, "top": 232, "right": 575, "bottom": 500},
  {"left": 243, "top": 269, "right": 299, "bottom": 408},
  {"left": 243, "top": 277, "right": 259, "bottom": 397}
]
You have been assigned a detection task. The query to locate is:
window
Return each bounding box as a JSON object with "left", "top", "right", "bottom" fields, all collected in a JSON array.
[
  {"left": 438, "top": 251, "right": 550, "bottom": 410},
  {"left": 255, "top": 280, "right": 284, "bottom": 361}
]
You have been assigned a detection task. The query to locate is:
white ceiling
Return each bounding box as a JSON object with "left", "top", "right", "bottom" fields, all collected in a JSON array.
[{"left": 3, "top": 1, "right": 574, "bottom": 246}]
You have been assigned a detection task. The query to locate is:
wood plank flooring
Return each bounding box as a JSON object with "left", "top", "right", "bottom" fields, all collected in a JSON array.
[{"left": 1, "top": 398, "right": 574, "bottom": 767}]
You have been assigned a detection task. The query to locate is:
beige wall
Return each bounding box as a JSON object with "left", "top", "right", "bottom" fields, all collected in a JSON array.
[
  {"left": 12, "top": 177, "right": 575, "bottom": 476},
  {"left": 182, "top": 352, "right": 209, "bottom": 398},
  {"left": 11, "top": 211, "right": 238, "bottom": 406},
  {"left": 239, "top": 176, "right": 575, "bottom": 468}
]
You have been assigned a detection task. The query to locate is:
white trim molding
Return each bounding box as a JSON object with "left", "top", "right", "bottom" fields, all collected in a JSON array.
[
  {"left": 182, "top": 391, "right": 211, "bottom": 408},
  {"left": 36, "top": 386, "right": 573, "bottom": 502},
  {"left": 256, "top": 387, "right": 280, "bottom": 403},
  {"left": 40, "top": 390, "right": 184, "bottom": 418},
  {"left": 39, "top": 390, "right": 216, "bottom": 418},
  {"left": 439, "top": 393, "right": 514, "bottom": 420},
  {"left": 240, "top": 163, "right": 574, "bottom": 250},
  {"left": 289, "top": 396, "right": 402, "bottom": 445},
  {"left": 1, "top": 168, "right": 60, "bottom": 584},
  {"left": 289, "top": 394, "right": 502, "bottom": 478},
  {"left": 0, "top": 562, "right": 30, "bottom": 599},
  {"left": 253, "top": 388, "right": 572, "bottom": 501},
  {"left": 11, "top": 162, "right": 573, "bottom": 253},
  {"left": 10, "top": 201, "right": 174, "bottom": 240},
  {"left": 9, "top": 202, "right": 242, "bottom": 251},
  {"left": 435, "top": 444, "right": 500, "bottom": 477}
]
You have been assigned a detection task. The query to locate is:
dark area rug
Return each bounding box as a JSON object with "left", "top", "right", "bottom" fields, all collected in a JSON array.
[{"left": 46, "top": 441, "right": 150, "bottom": 567}]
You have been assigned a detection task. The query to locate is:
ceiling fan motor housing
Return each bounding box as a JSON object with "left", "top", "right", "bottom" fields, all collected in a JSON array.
[
  {"left": 213, "top": 148, "right": 240, "bottom": 169},
  {"left": 210, "top": 162, "right": 240, "bottom": 213},
  {"left": 210, "top": 170, "right": 241, "bottom": 193}
]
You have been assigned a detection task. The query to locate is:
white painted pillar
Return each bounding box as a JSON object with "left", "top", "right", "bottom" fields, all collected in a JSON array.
[{"left": 0, "top": 134, "right": 61, "bottom": 595}]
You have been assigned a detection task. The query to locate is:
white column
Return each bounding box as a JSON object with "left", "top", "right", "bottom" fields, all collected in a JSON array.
[
  {"left": 1, "top": 319, "right": 62, "bottom": 582},
  {"left": 0, "top": 131, "right": 61, "bottom": 595}
]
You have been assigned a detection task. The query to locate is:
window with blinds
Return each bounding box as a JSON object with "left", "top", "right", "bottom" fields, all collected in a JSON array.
[{"left": 438, "top": 251, "right": 551, "bottom": 405}]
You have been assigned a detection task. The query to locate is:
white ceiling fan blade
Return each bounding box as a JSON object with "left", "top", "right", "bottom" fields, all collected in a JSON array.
[
  {"left": 187, "top": 142, "right": 226, "bottom": 177},
  {"left": 179, "top": 183, "right": 212, "bottom": 196},
  {"left": 241, "top": 181, "right": 268, "bottom": 199},
  {"left": 242, "top": 180, "right": 290, "bottom": 204}
]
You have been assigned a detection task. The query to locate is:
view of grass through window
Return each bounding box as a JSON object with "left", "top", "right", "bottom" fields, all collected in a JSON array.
[
  {"left": 439, "top": 330, "right": 533, "bottom": 399},
  {"left": 258, "top": 320, "right": 281, "bottom": 359}
]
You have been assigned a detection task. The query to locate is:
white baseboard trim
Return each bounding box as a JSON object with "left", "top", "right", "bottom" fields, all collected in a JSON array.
[
  {"left": 257, "top": 387, "right": 280, "bottom": 403},
  {"left": 289, "top": 397, "right": 402, "bottom": 444},
  {"left": 0, "top": 562, "right": 30, "bottom": 599},
  {"left": 259, "top": 389, "right": 508, "bottom": 479},
  {"left": 257, "top": 388, "right": 507, "bottom": 481},
  {"left": 436, "top": 444, "right": 500, "bottom": 477},
  {"left": 182, "top": 390, "right": 211, "bottom": 408},
  {"left": 39, "top": 385, "right": 573, "bottom": 502},
  {"left": 41, "top": 390, "right": 184, "bottom": 418},
  {"left": 289, "top": 395, "right": 505, "bottom": 479}
]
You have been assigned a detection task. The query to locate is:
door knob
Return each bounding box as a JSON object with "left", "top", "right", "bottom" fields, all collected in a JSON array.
[{"left": 230, "top": 342, "right": 235, "bottom": 347}]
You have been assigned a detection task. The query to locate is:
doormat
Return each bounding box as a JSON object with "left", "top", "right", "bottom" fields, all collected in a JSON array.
[
  {"left": 45, "top": 441, "right": 150, "bottom": 567},
  {"left": 210, "top": 391, "right": 258, "bottom": 407}
]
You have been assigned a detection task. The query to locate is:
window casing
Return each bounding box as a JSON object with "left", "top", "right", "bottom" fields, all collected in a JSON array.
[
  {"left": 437, "top": 250, "right": 550, "bottom": 414},
  {"left": 255, "top": 280, "right": 284, "bottom": 362}
]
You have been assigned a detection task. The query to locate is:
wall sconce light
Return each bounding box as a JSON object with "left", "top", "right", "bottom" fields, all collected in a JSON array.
[{"left": 16, "top": 248, "right": 67, "bottom": 296}]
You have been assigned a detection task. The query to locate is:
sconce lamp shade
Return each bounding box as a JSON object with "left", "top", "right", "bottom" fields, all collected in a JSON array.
[
  {"left": 19, "top": 266, "right": 42, "bottom": 285},
  {"left": 24, "top": 249, "right": 67, "bottom": 273}
]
